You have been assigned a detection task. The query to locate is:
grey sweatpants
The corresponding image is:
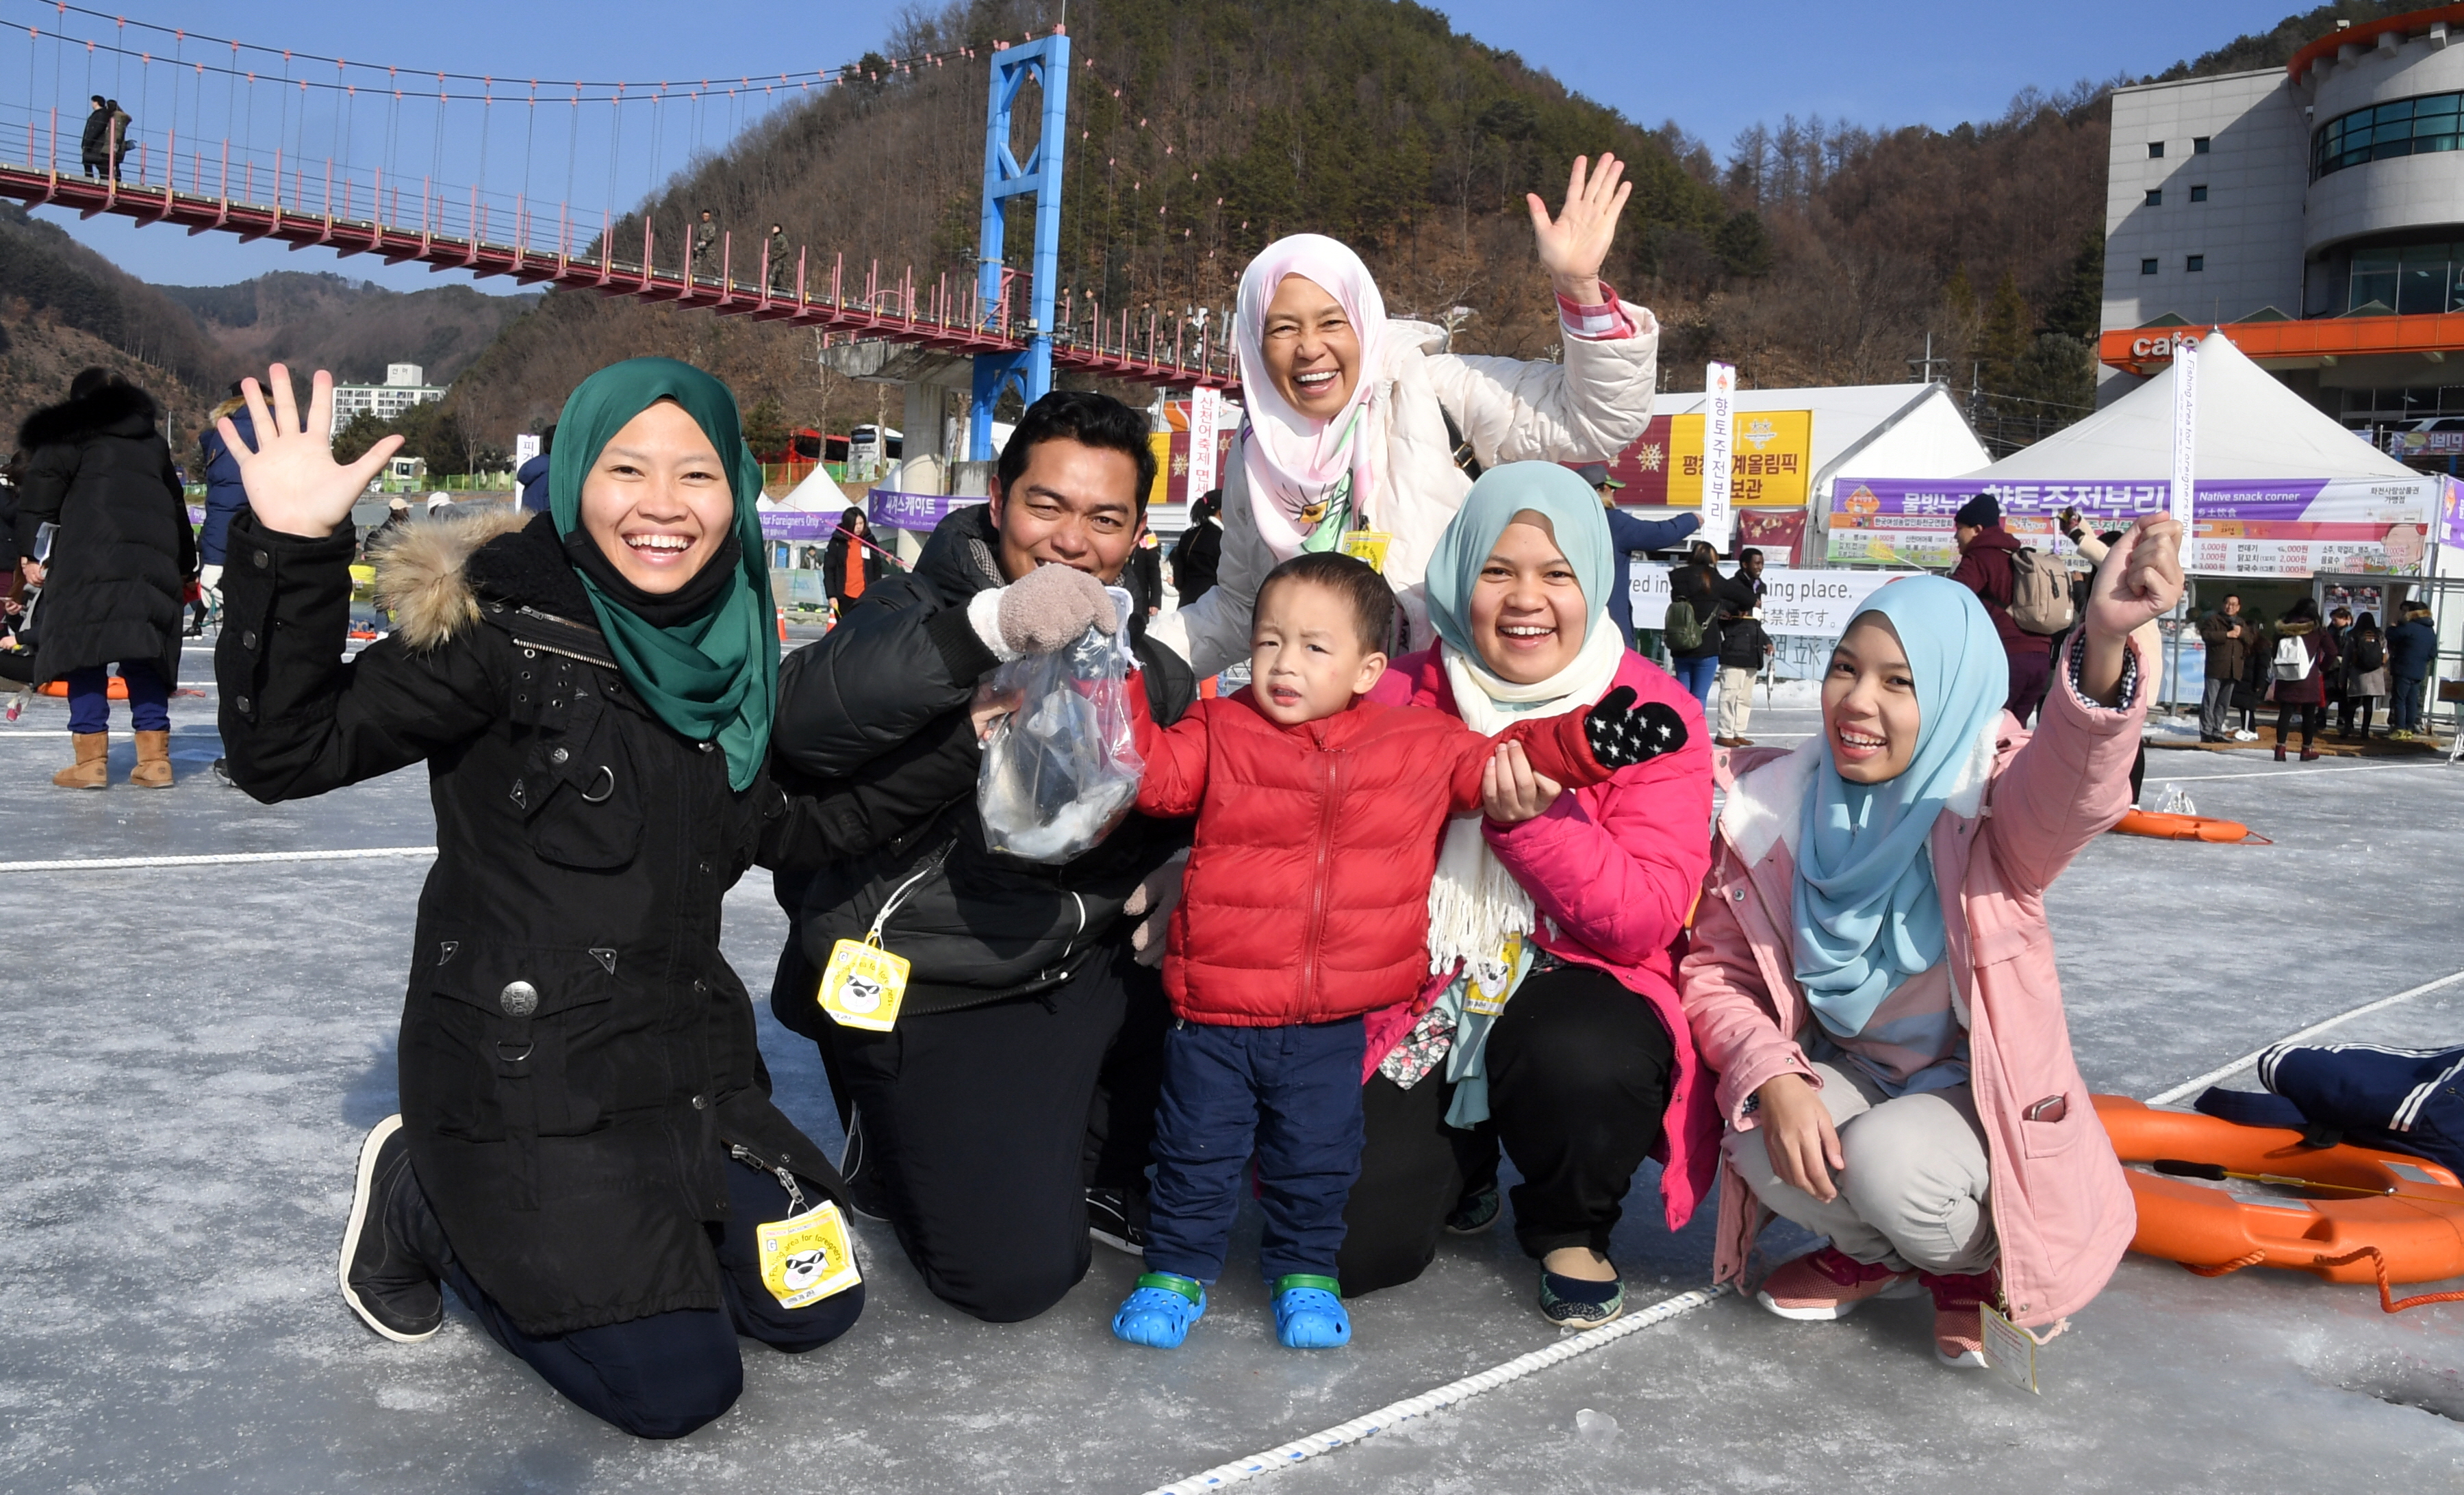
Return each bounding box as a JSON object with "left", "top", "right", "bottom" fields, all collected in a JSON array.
[{"left": 1723, "top": 1060, "right": 1996, "bottom": 1275}]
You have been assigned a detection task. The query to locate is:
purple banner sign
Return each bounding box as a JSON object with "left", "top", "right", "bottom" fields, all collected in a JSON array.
[
  {"left": 2442, "top": 475, "right": 2464, "bottom": 548},
  {"left": 867, "top": 488, "right": 988, "bottom": 533},
  {"left": 756, "top": 509, "right": 839, "bottom": 541}
]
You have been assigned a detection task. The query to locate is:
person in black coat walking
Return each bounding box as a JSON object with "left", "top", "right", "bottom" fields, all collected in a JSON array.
[
  {"left": 822, "top": 504, "right": 882, "bottom": 615},
  {"left": 15, "top": 368, "right": 194, "bottom": 789},
  {"left": 78, "top": 95, "right": 111, "bottom": 177},
  {"left": 1170, "top": 488, "right": 1224, "bottom": 607},
  {"left": 213, "top": 358, "right": 903, "bottom": 1438}
]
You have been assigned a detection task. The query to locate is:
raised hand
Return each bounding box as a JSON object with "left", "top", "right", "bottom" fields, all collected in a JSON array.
[
  {"left": 216, "top": 364, "right": 403, "bottom": 539},
  {"left": 2083, "top": 511, "right": 2185, "bottom": 644},
  {"left": 1525, "top": 153, "right": 1631, "bottom": 304}
]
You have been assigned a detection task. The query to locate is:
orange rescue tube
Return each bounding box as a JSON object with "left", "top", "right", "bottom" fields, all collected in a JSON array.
[
  {"left": 2109, "top": 808, "right": 2255, "bottom": 843},
  {"left": 2094, "top": 1095, "right": 2464, "bottom": 1310},
  {"left": 35, "top": 676, "right": 130, "bottom": 700}
]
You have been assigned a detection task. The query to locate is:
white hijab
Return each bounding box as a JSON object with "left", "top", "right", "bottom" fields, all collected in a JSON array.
[{"left": 1232, "top": 234, "right": 1391, "bottom": 552}]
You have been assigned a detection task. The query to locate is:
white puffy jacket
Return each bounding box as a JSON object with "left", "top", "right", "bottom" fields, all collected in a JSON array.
[{"left": 1151, "top": 305, "right": 1661, "bottom": 676}]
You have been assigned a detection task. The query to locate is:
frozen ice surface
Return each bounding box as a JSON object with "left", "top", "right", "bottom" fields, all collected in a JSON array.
[{"left": 4, "top": 673, "right": 2462, "bottom": 1491}]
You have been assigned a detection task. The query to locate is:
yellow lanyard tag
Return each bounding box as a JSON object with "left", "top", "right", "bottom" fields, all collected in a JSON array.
[
  {"left": 754, "top": 1199, "right": 861, "bottom": 1309},
  {"left": 1341, "top": 529, "right": 1394, "bottom": 573},
  {"left": 1462, "top": 932, "right": 1522, "bottom": 1017},
  {"left": 818, "top": 936, "right": 909, "bottom": 1032}
]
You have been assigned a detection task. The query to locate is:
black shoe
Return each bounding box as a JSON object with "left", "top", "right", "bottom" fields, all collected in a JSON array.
[
  {"left": 338, "top": 1115, "right": 444, "bottom": 1342},
  {"left": 1086, "top": 1185, "right": 1150, "bottom": 1255},
  {"left": 209, "top": 757, "right": 233, "bottom": 786},
  {"left": 837, "top": 1109, "right": 891, "bottom": 1221},
  {"left": 1445, "top": 1186, "right": 1501, "bottom": 1235}
]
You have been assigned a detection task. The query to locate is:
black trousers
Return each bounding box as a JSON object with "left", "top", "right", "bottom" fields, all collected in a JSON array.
[
  {"left": 442, "top": 1151, "right": 862, "bottom": 1440},
  {"left": 1336, "top": 964, "right": 1675, "bottom": 1293},
  {"left": 2337, "top": 692, "right": 2376, "bottom": 735},
  {"left": 2276, "top": 700, "right": 2325, "bottom": 748},
  {"left": 817, "top": 938, "right": 1167, "bottom": 1322}
]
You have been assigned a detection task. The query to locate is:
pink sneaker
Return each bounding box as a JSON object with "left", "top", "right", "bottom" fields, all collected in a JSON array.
[
  {"left": 1920, "top": 1268, "right": 2001, "bottom": 1368},
  {"left": 1755, "top": 1246, "right": 1919, "bottom": 1321}
]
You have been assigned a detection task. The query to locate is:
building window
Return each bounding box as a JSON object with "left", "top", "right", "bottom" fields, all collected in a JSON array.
[
  {"left": 2190, "top": 183, "right": 2209, "bottom": 202},
  {"left": 2187, "top": 255, "right": 2205, "bottom": 272},
  {"left": 2312, "top": 90, "right": 2464, "bottom": 180},
  {"left": 2148, "top": 141, "right": 2164, "bottom": 159},
  {"left": 2194, "top": 136, "right": 2211, "bottom": 154},
  {"left": 2141, "top": 257, "right": 2159, "bottom": 275},
  {"left": 2145, "top": 188, "right": 2163, "bottom": 206},
  {"left": 2347, "top": 242, "right": 2464, "bottom": 314}
]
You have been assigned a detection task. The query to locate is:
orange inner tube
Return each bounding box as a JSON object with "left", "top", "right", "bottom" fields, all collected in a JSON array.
[
  {"left": 2109, "top": 808, "right": 2255, "bottom": 843},
  {"left": 34, "top": 676, "right": 130, "bottom": 700},
  {"left": 2095, "top": 1095, "right": 2464, "bottom": 1309}
]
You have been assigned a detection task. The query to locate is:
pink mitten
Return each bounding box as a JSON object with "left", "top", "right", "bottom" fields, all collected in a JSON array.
[{"left": 996, "top": 563, "right": 1118, "bottom": 654}]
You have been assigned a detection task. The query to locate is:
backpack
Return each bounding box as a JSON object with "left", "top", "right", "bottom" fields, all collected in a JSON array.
[
  {"left": 2353, "top": 630, "right": 2385, "bottom": 673},
  {"left": 2005, "top": 548, "right": 2074, "bottom": 635},
  {"left": 1662, "top": 594, "right": 1704, "bottom": 654},
  {"left": 2272, "top": 632, "right": 2314, "bottom": 682}
]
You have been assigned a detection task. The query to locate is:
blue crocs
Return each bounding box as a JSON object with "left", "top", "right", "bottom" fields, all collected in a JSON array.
[
  {"left": 1271, "top": 1275, "right": 1351, "bottom": 1349},
  {"left": 1113, "top": 1272, "right": 1206, "bottom": 1348}
]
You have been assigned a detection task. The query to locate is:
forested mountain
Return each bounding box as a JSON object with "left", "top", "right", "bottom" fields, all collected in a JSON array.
[{"left": 160, "top": 273, "right": 533, "bottom": 391}]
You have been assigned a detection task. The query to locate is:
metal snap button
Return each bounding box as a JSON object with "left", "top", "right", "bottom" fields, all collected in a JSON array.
[
  {"left": 498, "top": 980, "right": 539, "bottom": 1017},
  {"left": 691, "top": 1093, "right": 708, "bottom": 1110},
  {"left": 550, "top": 747, "right": 570, "bottom": 765},
  {"left": 234, "top": 695, "right": 252, "bottom": 714},
  {"left": 698, "top": 741, "right": 715, "bottom": 752},
  {"left": 242, "top": 630, "right": 259, "bottom": 649},
  {"left": 252, "top": 549, "right": 270, "bottom": 569}
]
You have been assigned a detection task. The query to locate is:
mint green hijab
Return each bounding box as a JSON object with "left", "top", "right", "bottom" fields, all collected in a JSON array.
[{"left": 547, "top": 357, "right": 776, "bottom": 791}]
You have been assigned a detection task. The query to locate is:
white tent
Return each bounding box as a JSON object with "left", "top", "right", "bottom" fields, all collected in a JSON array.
[
  {"left": 1959, "top": 333, "right": 2413, "bottom": 483},
  {"left": 1641, "top": 382, "right": 1990, "bottom": 500},
  {"left": 770, "top": 465, "right": 854, "bottom": 511}
]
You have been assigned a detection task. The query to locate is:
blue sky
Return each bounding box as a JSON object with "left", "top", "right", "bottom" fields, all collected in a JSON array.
[{"left": 20, "top": 0, "right": 2298, "bottom": 292}]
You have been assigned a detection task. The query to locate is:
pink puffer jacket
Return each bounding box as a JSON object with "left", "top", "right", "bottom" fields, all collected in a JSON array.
[
  {"left": 1679, "top": 638, "right": 2142, "bottom": 1330},
  {"left": 1365, "top": 646, "right": 1720, "bottom": 1232}
]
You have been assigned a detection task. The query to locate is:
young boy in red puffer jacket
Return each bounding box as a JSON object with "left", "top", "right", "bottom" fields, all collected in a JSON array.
[{"left": 1109, "top": 551, "right": 1686, "bottom": 1350}]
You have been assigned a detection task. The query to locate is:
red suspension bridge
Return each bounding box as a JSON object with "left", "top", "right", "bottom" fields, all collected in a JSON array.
[{"left": 1, "top": 2, "right": 1235, "bottom": 390}]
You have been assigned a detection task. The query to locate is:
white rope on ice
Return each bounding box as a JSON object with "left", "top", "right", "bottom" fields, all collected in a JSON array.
[
  {"left": 1141, "top": 1284, "right": 1729, "bottom": 1495},
  {"left": 2144, "top": 964, "right": 2464, "bottom": 1106},
  {"left": 0, "top": 846, "right": 437, "bottom": 873}
]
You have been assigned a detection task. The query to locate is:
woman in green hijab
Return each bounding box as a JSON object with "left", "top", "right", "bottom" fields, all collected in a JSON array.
[{"left": 212, "top": 358, "right": 863, "bottom": 1438}]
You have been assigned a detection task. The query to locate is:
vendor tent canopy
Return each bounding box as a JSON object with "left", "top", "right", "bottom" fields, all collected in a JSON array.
[
  {"left": 1629, "top": 382, "right": 1991, "bottom": 509},
  {"left": 1959, "top": 332, "right": 2415, "bottom": 483}
]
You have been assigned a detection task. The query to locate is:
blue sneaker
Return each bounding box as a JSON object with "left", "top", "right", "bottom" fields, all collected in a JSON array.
[
  {"left": 1113, "top": 1272, "right": 1206, "bottom": 1348},
  {"left": 1271, "top": 1275, "right": 1351, "bottom": 1349}
]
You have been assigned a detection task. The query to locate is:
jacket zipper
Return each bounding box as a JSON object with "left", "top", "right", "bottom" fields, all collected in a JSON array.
[{"left": 1298, "top": 748, "right": 1343, "bottom": 1009}]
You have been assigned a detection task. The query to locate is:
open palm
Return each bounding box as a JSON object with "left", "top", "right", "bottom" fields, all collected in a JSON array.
[
  {"left": 218, "top": 363, "right": 403, "bottom": 538},
  {"left": 1526, "top": 153, "right": 1631, "bottom": 286}
]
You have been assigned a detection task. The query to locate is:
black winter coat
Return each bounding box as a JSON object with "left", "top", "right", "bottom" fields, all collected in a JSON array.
[
  {"left": 1169, "top": 518, "right": 1221, "bottom": 606},
  {"left": 822, "top": 530, "right": 884, "bottom": 605},
  {"left": 15, "top": 381, "right": 193, "bottom": 687},
  {"left": 772, "top": 501, "right": 1196, "bottom": 1022},
  {"left": 218, "top": 507, "right": 907, "bottom": 1338}
]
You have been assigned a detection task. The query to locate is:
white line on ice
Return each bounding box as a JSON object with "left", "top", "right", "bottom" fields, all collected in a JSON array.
[
  {"left": 2145, "top": 761, "right": 2450, "bottom": 784},
  {"left": 1141, "top": 1285, "right": 1730, "bottom": 1495},
  {"left": 0, "top": 845, "right": 436, "bottom": 873},
  {"left": 2144, "top": 966, "right": 2464, "bottom": 1106}
]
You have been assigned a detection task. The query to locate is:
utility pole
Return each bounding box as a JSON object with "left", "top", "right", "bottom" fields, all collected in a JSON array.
[{"left": 1907, "top": 331, "right": 1950, "bottom": 385}]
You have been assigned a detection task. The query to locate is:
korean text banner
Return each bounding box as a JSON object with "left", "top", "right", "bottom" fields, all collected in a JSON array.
[
  {"left": 1605, "top": 410, "right": 1812, "bottom": 508},
  {"left": 1825, "top": 476, "right": 2438, "bottom": 577}
]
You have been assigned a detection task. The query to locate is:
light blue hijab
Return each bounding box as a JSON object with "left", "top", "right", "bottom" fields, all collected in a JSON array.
[
  {"left": 1792, "top": 575, "right": 2005, "bottom": 1037},
  {"left": 1423, "top": 461, "right": 1616, "bottom": 664}
]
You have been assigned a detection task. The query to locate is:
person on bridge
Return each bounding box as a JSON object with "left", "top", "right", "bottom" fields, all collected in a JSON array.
[
  {"left": 14, "top": 367, "right": 193, "bottom": 790},
  {"left": 211, "top": 357, "right": 874, "bottom": 1439},
  {"left": 1682, "top": 515, "right": 2181, "bottom": 1368},
  {"left": 766, "top": 389, "right": 1195, "bottom": 1325},
  {"left": 766, "top": 222, "right": 793, "bottom": 296},
  {"left": 1150, "top": 153, "right": 1662, "bottom": 679},
  {"left": 691, "top": 208, "right": 719, "bottom": 282},
  {"left": 78, "top": 95, "right": 110, "bottom": 178}
]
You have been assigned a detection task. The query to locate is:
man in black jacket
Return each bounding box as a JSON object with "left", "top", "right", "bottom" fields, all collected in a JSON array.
[{"left": 769, "top": 389, "right": 1195, "bottom": 1323}]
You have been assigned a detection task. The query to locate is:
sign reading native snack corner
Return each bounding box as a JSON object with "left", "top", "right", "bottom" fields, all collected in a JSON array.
[
  {"left": 1602, "top": 409, "right": 1813, "bottom": 508},
  {"left": 1825, "top": 475, "right": 2441, "bottom": 578}
]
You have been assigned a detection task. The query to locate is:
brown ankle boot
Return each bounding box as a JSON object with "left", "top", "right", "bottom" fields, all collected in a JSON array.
[
  {"left": 53, "top": 731, "right": 110, "bottom": 789},
  {"left": 130, "top": 728, "right": 175, "bottom": 788}
]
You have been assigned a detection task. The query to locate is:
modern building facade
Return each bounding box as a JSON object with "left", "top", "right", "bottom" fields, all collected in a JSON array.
[
  {"left": 328, "top": 363, "right": 446, "bottom": 435},
  {"left": 2100, "top": 5, "right": 2464, "bottom": 457}
]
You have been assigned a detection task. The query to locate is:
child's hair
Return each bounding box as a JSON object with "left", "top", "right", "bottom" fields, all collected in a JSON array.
[{"left": 1256, "top": 551, "right": 1394, "bottom": 652}]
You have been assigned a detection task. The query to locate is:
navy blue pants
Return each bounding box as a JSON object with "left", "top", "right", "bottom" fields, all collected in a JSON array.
[
  {"left": 64, "top": 661, "right": 168, "bottom": 734},
  {"left": 1144, "top": 1016, "right": 1365, "bottom": 1285},
  {"left": 442, "top": 1153, "right": 863, "bottom": 1439}
]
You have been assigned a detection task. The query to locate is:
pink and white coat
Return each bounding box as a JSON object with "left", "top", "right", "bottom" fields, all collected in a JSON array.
[{"left": 1679, "top": 640, "right": 2144, "bottom": 1330}]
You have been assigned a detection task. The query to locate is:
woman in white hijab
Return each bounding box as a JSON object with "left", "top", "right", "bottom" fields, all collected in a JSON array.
[{"left": 1149, "top": 155, "right": 1662, "bottom": 677}]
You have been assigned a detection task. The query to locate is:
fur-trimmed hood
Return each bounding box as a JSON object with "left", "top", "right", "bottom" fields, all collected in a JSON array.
[
  {"left": 372, "top": 506, "right": 589, "bottom": 650},
  {"left": 18, "top": 380, "right": 161, "bottom": 452}
]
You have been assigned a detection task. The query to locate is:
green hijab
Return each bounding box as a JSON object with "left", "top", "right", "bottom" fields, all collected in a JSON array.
[{"left": 547, "top": 357, "right": 776, "bottom": 791}]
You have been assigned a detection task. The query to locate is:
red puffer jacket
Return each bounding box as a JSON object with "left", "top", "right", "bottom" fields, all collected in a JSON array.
[{"left": 1132, "top": 688, "right": 1610, "bottom": 1027}]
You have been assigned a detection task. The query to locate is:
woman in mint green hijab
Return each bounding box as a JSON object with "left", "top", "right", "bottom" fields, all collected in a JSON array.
[{"left": 207, "top": 356, "right": 860, "bottom": 1440}]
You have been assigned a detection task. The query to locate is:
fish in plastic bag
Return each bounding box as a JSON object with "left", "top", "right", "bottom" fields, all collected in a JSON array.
[{"left": 978, "top": 587, "right": 1145, "bottom": 862}]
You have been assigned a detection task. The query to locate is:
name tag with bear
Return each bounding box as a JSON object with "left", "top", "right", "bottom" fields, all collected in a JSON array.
[
  {"left": 817, "top": 936, "right": 910, "bottom": 1032},
  {"left": 755, "top": 1199, "right": 861, "bottom": 1309}
]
